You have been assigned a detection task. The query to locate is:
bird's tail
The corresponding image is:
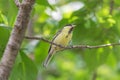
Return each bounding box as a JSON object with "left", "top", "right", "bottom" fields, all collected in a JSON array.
[{"left": 43, "top": 50, "right": 55, "bottom": 68}]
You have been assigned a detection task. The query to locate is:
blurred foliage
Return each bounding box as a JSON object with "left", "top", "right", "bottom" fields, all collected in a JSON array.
[
  {"left": 0, "top": 0, "right": 120, "bottom": 80},
  {"left": 9, "top": 51, "right": 38, "bottom": 80}
]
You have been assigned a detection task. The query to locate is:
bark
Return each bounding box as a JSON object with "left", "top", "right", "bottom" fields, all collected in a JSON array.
[{"left": 0, "top": 0, "right": 35, "bottom": 80}]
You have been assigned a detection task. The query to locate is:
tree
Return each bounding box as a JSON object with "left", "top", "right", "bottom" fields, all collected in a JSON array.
[{"left": 0, "top": 0, "right": 35, "bottom": 80}]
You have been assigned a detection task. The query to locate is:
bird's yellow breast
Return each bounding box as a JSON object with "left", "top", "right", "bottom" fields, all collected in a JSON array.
[{"left": 52, "top": 31, "right": 72, "bottom": 50}]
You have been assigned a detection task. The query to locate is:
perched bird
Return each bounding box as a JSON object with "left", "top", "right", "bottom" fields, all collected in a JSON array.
[{"left": 43, "top": 24, "right": 75, "bottom": 68}]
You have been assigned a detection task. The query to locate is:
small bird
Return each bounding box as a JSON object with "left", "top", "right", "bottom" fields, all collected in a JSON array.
[{"left": 43, "top": 24, "right": 75, "bottom": 68}]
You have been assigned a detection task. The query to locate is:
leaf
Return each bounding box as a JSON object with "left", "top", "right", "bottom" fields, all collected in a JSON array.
[
  {"left": 36, "top": 0, "right": 49, "bottom": 6},
  {"left": 34, "top": 41, "right": 49, "bottom": 65},
  {"left": 20, "top": 51, "right": 38, "bottom": 80},
  {"left": 36, "top": 0, "right": 54, "bottom": 10},
  {"left": 9, "top": 52, "right": 38, "bottom": 80},
  {"left": 0, "top": 26, "right": 10, "bottom": 58},
  {"left": 7, "top": 0, "right": 18, "bottom": 26},
  {"left": 0, "top": 11, "right": 8, "bottom": 24},
  {"left": 83, "top": 47, "right": 110, "bottom": 71},
  {"left": 0, "top": 0, "right": 18, "bottom": 26},
  {"left": 9, "top": 53, "right": 24, "bottom": 80}
]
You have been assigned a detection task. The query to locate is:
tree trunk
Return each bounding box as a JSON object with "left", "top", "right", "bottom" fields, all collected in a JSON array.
[{"left": 0, "top": 0, "right": 35, "bottom": 80}]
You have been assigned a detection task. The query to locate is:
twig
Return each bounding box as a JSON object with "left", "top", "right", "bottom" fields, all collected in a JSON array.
[
  {"left": 65, "top": 43, "right": 120, "bottom": 49},
  {"left": 25, "top": 36, "right": 65, "bottom": 48},
  {"left": 92, "top": 71, "right": 97, "bottom": 80},
  {"left": 109, "top": 0, "right": 114, "bottom": 15},
  {"left": 15, "top": 0, "right": 21, "bottom": 7},
  {"left": 24, "top": 36, "right": 120, "bottom": 49}
]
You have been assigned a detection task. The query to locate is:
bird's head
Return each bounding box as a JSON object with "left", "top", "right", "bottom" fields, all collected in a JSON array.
[{"left": 63, "top": 24, "right": 75, "bottom": 33}]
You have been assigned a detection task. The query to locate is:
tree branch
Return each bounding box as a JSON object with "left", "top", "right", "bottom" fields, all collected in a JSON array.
[
  {"left": 0, "top": 0, "right": 35, "bottom": 80},
  {"left": 25, "top": 36, "right": 120, "bottom": 49},
  {"left": 92, "top": 71, "right": 97, "bottom": 80},
  {"left": 109, "top": 0, "right": 114, "bottom": 15},
  {"left": 25, "top": 36, "right": 65, "bottom": 48},
  {"left": 15, "top": 0, "right": 21, "bottom": 7}
]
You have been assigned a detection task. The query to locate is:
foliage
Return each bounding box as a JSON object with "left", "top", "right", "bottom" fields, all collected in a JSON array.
[
  {"left": 9, "top": 51, "right": 38, "bottom": 80},
  {"left": 0, "top": 26, "right": 10, "bottom": 58},
  {"left": 0, "top": 0, "right": 120, "bottom": 80}
]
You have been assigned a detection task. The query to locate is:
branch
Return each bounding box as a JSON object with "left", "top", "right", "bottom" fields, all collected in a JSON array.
[
  {"left": 92, "top": 71, "right": 97, "bottom": 80},
  {"left": 0, "top": 0, "right": 35, "bottom": 80},
  {"left": 15, "top": 0, "right": 21, "bottom": 7},
  {"left": 25, "top": 36, "right": 65, "bottom": 48},
  {"left": 65, "top": 43, "right": 120, "bottom": 49},
  {"left": 109, "top": 0, "right": 114, "bottom": 15},
  {"left": 25, "top": 36, "right": 120, "bottom": 49}
]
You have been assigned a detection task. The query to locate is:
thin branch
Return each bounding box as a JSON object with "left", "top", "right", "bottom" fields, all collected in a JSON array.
[
  {"left": 15, "top": 0, "right": 21, "bottom": 7},
  {"left": 24, "top": 36, "right": 120, "bottom": 49},
  {"left": 65, "top": 43, "right": 120, "bottom": 49},
  {"left": 25, "top": 36, "right": 65, "bottom": 48},
  {"left": 109, "top": 0, "right": 114, "bottom": 15},
  {"left": 92, "top": 71, "right": 97, "bottom": 80}
]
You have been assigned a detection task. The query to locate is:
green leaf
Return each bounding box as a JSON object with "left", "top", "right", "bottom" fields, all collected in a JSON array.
[
  {"left": 0, "top": 11, "right": 8, "bottom": 24},
  {"left": 106, "top": 52, "right": 116, "bottom": 68},
  {"left": 9, "top": 52, "right": 38, "bottom": 80},
  {"left": 0, "top": 0, "right": 18, "bottom": 27},
  {"left": 0, "top": 26, "right": 10, "bottom": 58},
  {"left": 9, "top": 52, "right": 23, "bottom": 80},
  {"left": 7, "top": 0, "right": 18, "bottom": 27},
  {"left": 36, "top": 0, "right": 54, "bottom": 9},
  {"left": 36, "top": 0, "right": 49, "bottom": 6},
  {"left": 34, "top": 41, "right": 49, "bottom": 65},
  {"left": 20, "top": 51, "right": 38, "bottom": 80},
  {"left": 83, "top": 47, "right": 110, "bottom": 71}
]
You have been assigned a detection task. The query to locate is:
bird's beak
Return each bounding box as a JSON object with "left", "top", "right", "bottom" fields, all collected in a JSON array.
[{"left": 68, "top": 24, "right": 75, "bottom": 33}]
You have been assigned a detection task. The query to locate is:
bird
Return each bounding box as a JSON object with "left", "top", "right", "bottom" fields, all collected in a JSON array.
[{"left": 43, "top": 24, "right": 75, "bottom": 68}]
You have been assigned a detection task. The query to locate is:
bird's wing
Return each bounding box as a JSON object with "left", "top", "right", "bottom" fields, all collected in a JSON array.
[{"left": 48, "top": 28, "right": 63, "bottom": 53}]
